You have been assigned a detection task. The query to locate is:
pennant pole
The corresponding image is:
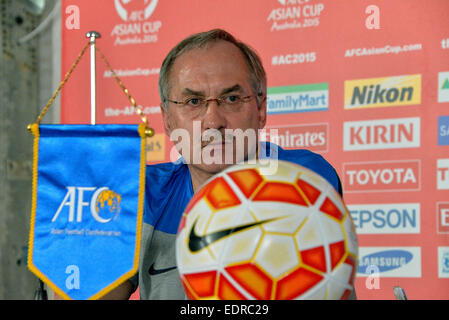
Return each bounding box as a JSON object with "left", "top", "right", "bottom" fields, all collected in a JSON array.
[{"left": 86, "top": 31, "right": 101, "bottom": 125}]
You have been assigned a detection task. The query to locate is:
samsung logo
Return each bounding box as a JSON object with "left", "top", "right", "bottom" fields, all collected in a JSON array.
[
  {"left": 357, "top": 247, "right": 421, "bottom": 277},
  {"left": 358, "top": 250, "right": 412, "bottom": 273}
]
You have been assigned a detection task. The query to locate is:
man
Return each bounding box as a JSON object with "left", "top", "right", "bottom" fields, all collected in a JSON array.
[{"left": 104, "top": 29, "right": 346, "bottom": 299}]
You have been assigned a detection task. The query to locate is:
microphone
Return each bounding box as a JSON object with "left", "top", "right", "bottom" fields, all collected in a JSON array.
[{"left": 393, "top": 286, "right": 408, "bottom": 300}]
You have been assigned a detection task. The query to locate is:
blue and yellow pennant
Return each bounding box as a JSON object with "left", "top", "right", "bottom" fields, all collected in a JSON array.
[{"left": 28, "top": 123, "right": 146, "bottom": 300}]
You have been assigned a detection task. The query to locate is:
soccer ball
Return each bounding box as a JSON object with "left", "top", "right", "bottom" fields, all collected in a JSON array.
[{"left": 176, "top": 160, "right": 358, "bottom": 300}]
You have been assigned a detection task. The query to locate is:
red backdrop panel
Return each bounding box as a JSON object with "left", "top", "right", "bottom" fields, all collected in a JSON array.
[{"left": 60, "top": 0, "right": 449, "bottom": 299}]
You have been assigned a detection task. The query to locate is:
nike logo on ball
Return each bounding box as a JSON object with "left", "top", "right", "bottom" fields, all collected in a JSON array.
[
  {"left": 188, "top": 217, "right": 276, "bottom": 253},
  {"left": 148, "top": 264, "right": 177, "bottom": 276}
]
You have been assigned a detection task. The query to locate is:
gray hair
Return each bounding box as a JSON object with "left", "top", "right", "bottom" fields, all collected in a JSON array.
[{"left": 158, "top": 29, "right": 267, "bottom": 110}]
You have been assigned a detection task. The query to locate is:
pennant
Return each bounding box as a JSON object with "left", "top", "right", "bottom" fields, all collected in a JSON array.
[{"left": 27, "top": 124, "right": 146, "bottom": 300}]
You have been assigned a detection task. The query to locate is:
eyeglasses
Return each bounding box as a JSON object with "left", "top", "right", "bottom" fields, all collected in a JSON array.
[{"left": 165, "top": 93, "right": 264, "bottom": 117}]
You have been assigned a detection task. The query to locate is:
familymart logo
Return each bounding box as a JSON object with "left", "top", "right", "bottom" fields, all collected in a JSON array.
[{"left": 267, "top": 83, "right": 329, "bottom": 114}]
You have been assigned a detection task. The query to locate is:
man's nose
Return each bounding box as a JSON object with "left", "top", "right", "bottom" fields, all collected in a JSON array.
[{"left": 201, "top": 99, "right": 227, "bottom": 130}]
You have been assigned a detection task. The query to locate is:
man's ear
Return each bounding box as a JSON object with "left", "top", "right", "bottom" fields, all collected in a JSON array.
[
  {"left": 258, "top": 95, "right": 267, "bottom": 129},
  {"left": 160, "top": 102, "right": 172, "bottom": 137}
]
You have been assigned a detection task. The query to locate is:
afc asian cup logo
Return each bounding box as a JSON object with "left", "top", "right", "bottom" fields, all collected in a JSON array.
[{"left": 114, "top": 0, "right": 159, "bottom": 22}]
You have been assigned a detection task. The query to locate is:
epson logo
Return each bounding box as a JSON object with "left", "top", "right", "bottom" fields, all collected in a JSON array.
[
  {"left": 344, "top": 117, "right": 420, "bottom": 151},
  {"left": 348, "top": 203, "right": 420, "bottom": 234},
  {"left": 343, "top": 160, "right": 420, "bottom": 193},
  {"left": 357, "top": 247, "right": 421, "bottom": 277},
  {"left": 344, "top": 74, "right": 421, "bottom": 109}
]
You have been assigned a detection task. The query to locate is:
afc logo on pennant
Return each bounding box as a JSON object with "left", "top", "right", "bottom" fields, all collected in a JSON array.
[{"left": 51, "top": 187, "right": 122, "bottom": 224}]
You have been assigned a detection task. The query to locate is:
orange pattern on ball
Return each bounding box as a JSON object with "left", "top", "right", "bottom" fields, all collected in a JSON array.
[
  {"left": 253, "top": 182, "right": 307, "bottom": 206},
  {"left": 225, "top": 263, "right": 273, "bottom": 300},
  {"left": 227, "top": 168, "right": 264, "bottom": 198}
]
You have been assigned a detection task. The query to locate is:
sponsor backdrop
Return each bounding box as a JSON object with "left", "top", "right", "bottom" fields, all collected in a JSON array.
[{"left": 60, "top": 0, "right": 449, "bottom": 299}]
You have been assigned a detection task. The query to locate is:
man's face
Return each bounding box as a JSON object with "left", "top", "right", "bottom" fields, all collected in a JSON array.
[{"left": 161, "top": 40, "right": 267, "bottom": 174}]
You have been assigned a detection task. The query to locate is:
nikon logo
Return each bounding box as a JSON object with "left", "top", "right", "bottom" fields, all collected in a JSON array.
[{"left": 344, "top": 74, "right": 421, "bottom": 109}]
